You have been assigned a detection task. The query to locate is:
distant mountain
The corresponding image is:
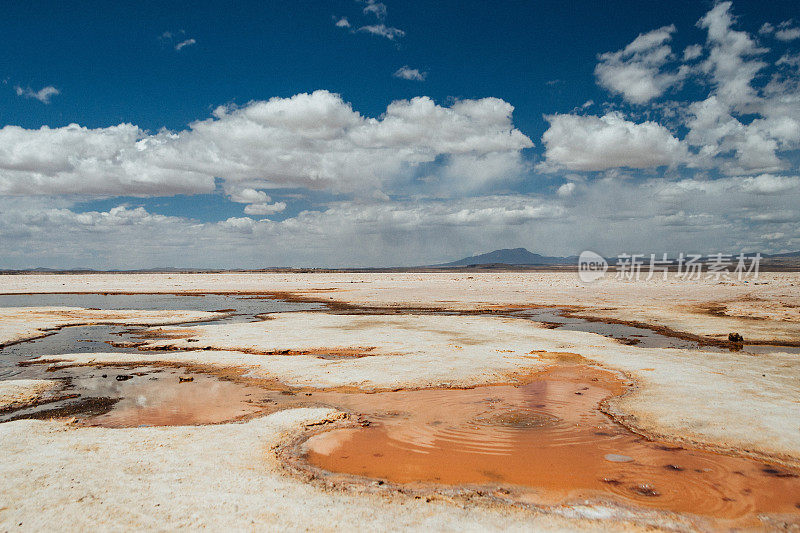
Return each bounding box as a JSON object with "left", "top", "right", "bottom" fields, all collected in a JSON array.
[
  {"left": 765, "top": 251, "right": 800, "bottom": 258},
  {"left": 439, "top": 248, "right": 576, "bottom": 267},
  {"left": 2, "top": 249, "right": 797, "bottom": 272}
]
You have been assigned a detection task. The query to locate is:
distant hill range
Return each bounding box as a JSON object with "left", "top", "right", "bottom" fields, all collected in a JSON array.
[
  {"left": 437, "top": 248, "right": 578, "bottom": 267},
  {"left": 2, "top": 248, "right": 799, "bottom": 273},
  {"left": 766, "top": 251, "right": 800, "bottom": 258},
  {"left": 436, "top": 248, "right": 800, "bottom": 269}
]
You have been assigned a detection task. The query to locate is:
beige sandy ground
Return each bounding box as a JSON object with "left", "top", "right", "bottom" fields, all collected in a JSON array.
[
  {"left": 36, "top": 312, "right": 800, "bottom": 465},
  {"left": 0, "top": 307, "right": 229, "bottom": 347},
  {"left": 1, "top": 272, "right": 799, "bottom": 344},
  {"left": 0, "top": 379, "right": 62, "bottom": 411}
]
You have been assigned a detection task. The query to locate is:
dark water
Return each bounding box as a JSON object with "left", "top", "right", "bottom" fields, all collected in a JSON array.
[
  {"left": 507, "top": 307, "right": 800, "bottom": 354},
  {"left": 0, "top": 292, "right": 320, "bottom": 315},
  {"left": 0, "top": 294, "right": 323, "bottom": 378}
]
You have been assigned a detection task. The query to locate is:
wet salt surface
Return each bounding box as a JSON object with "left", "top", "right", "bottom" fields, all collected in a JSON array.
[
  {"left": 1, "top": 293, "right": 795, "bottom": 428},
  {"left": 80, "top": 368, "right": 309, "bottom": 427},
  {"left": 508, "top": 308, "right": 800, "bottom": 354},
  {"left": 303, "top": 365, "right": 800, "bottom": 522},
  {"left": 0, "top": 294, "right": 321, "bottom": 418},
  {"left": 0, "top": 292, "right": 320, "bottom": 315},
  {"left": 1, "top": 366, "right": 273, "bottom": 426},
  {"left": 0, "top": 293, "right": 322, "bottom": 379},
  {"left": 1, "top": 294, "right": 794, "bottom": 373},
  {"left": 2, "top": 294, "right": 800, "bottom": 524},
  {"left": 1, "top": 294, "right": 795, "bottom": 425}
]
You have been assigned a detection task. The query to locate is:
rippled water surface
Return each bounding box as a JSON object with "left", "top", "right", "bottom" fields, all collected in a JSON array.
[{"left": 305, "top": 365, "right": 800, "bottom": 521}]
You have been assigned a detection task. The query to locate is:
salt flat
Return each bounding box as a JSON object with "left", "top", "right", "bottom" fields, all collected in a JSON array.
[
  {"left": 35, "top": 311, "right": 800, "bottom": 464},
  {"left": 1, "top": 272, "right": 799, "bottom": 531},
  {"left": 2, "top": 271, "right": 798, "bottom": 344},
  {"left": 0, "top": 379, "right": 62, "bottom": 411}
]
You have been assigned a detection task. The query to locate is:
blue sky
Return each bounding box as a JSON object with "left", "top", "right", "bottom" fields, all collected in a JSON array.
[{"left": 1, "top": 1, "right": 799, "bottom": 268}]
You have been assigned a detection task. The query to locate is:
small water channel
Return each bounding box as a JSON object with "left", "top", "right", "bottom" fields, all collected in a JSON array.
[{"left": 0, "top": 293, "right": 322, "bottom": 420}]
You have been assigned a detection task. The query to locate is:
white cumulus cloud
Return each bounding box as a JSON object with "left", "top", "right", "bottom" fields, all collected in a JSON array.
[
  {"left": 175, "top": 38, "right": 196, "bottom": 51},
  {"left": 556, "top": 182, "right": 576, "bottom": 196},
  {"left": 595, "top": 25, "right": 689, "bottom": 104},
  {"left": 698, "top": 2, "right": 766, "bottom": 106},
  {"left": 14, "top": 86, "right": 60, "bottom": 104},
  {"left": 0, "top": 91, "right": 532, "bottom": 197},
  {"left": 539, "top": 112, "right": 689, "bottom": 171},
  {"left": 682, "top": 44, "right": 703, "bottom": 61},
  {"left": 572, "top": 2, "right": 800, "bottom": 176},
  {"left": 227, "top": 188, "right": 270, "bottom": 204},
  {"left": 393, "top": 66, "right": 426, "bottom": 81},
  {"left": 243, "top": 201, "right": 286, "bottom": 216},
  {"left": 775, "top": 26, "right": 800, "bottom": 41},
  {"left": 357, "top": 24, "right": 404, "bottom": 40},
  {"left": 362, "top": 1, "right": 387, "bottom": 20},
  {"left": 763, "top": 20, "right": 800, "bottom": 41}
]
